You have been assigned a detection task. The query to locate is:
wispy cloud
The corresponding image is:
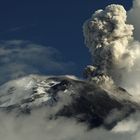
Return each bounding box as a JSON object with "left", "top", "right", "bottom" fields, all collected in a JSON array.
[
  {"left": 1, "top": 24, "right": 36, "bottom": 34},
  {"left": 0, "top": 40, "right": 75, "bottom": 84}
]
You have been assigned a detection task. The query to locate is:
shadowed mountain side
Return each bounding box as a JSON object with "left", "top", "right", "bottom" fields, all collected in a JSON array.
[{"left": 0, "top": 75, "right": 139, "bottom": 130}]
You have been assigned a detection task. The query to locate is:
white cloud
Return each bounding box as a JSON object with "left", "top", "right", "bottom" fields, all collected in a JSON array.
[
  {"left": 0, "top": 40, "right": 75, "bottom": 84},
  {"left": 128, "top": 0, "right": 140, "bottom": 41},
  {"left": 115, "top": 1, "right": 140, "bottom": 100},
  {"left": 0, "top": 109, "right": 140, "bottom": 140}
]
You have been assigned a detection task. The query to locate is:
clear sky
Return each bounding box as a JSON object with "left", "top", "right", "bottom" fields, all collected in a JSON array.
[{"left": 0, "top": 0, "right": 133, "bottom": 80}]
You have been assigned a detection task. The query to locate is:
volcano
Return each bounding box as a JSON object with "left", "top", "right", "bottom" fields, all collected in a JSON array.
[{"left": 0, "top": 74, "right": 139, "bottom": 129}]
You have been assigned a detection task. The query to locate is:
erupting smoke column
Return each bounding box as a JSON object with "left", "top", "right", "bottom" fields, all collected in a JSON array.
[{"left": 83, "top": 4, "right": 138, "bottom": 85}]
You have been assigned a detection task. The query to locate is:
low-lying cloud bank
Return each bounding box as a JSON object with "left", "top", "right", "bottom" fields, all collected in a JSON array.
[{"left": 0, "top": 109, "right": 140, "bottom": 140}]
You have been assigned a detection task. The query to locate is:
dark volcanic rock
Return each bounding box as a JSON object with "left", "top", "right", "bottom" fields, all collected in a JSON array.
[{"left": 0, "top": 75, "right": 139, "bottom": 129}]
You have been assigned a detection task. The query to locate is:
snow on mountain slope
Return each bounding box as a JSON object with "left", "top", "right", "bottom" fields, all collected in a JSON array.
[
  {"left": 0, "top": 74, "right": 139, "bottom": 129},
  {"left": 0, "top": 75, "right": 70, "bottom": 109}
]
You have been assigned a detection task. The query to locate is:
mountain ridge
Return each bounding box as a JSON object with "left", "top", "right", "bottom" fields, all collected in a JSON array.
[{"left": 0, "top": 74, "right": 139, "bottom": 129}]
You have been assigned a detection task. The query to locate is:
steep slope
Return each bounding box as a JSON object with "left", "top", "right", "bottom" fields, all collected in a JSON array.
[{"left": 0, "top": 74, "right": 139, "bottom": 129}]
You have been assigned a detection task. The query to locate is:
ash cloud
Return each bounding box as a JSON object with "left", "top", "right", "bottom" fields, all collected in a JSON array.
[
  {"left": 83, "top": 4, "right": 135, "bottom": 83},
  {"left": 83, "top": 4, "right": 140, "bottom": 98}
]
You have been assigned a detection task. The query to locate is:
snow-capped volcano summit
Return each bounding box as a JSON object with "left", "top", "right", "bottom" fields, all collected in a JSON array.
[
  {"left": 0, "top": 75, "right": 76, "bottom": 110},
  {"left": 0, "top": 74, "right": 139, "bottom": 129}
]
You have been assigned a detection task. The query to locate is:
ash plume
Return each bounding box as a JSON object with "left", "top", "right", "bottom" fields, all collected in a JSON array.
[{"left": 83, "top": 4, "right": 140, "bottom": 86}]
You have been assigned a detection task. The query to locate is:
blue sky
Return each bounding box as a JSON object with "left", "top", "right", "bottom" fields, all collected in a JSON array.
[{"left": 0, "top": 0, "right": 133, "bottom": 83}]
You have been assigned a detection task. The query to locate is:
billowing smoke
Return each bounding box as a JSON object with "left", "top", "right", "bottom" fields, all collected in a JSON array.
[{"left": 83, "top": 4, "right": 140, "bottom": 87}]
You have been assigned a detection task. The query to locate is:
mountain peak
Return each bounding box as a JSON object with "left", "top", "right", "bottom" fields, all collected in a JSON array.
[{"left": 0, "top": 74, "right": 139, "bottom": 129}]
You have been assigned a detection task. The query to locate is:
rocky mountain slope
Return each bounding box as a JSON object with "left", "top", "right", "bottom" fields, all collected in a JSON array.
[{"left": 0, "top": 74, "right": 139, "bottom": 129}]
